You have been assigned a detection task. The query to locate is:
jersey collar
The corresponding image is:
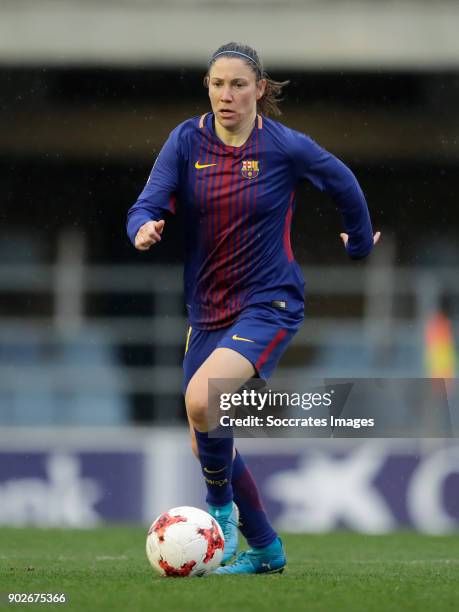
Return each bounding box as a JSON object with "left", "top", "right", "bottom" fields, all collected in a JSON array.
[{"left": 199, "top": 112, "right": 262, "bottom": 152}]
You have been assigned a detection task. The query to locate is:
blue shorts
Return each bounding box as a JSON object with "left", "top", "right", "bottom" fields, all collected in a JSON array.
[{"left": 183, "top": 302, "right": 304, "bottom": 393}]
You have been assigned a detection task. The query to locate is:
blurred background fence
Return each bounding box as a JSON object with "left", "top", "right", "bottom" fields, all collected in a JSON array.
[{"left": 1, "top": 0, "right": 458, "bottom": 530}]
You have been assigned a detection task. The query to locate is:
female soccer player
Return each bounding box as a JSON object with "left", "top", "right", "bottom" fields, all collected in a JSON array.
[{"left": 127, "top": 42, "right": 380, "bottom": 575}]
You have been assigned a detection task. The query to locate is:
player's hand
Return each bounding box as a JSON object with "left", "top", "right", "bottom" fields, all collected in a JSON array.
[
  {"left": 135, "top": 220, "right": 165, "bottom": 251},
  {"left": 340, "top": 231, "right": 381, "bottom": 249}
]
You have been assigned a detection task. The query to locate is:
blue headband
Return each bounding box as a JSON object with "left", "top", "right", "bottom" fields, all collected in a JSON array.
[{"left": 209, "top": 50, "right": 262, "bottom": 74}]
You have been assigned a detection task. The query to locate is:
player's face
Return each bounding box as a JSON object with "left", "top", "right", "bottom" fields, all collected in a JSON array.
[{"left": 208, "top": 58, "right": 266, "bottom": 130}]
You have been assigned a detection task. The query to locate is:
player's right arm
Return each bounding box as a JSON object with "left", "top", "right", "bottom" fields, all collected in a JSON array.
[{"left": 126, "top": 126, "right": 182, "bottom": 251}]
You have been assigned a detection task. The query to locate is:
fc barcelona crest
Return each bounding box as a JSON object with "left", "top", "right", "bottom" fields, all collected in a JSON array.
[{"left": 241, "top": 160, "right": 259, "bottom": 179}]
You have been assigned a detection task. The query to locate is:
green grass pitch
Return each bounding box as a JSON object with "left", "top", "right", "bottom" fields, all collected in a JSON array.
[{"left": 1, "top": 528, "right": 458, "bottom": 611}]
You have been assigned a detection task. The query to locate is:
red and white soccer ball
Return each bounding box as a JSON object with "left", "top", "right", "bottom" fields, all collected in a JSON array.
[{"left": 146, "top": 506, "right": 225, "bottom": 577}]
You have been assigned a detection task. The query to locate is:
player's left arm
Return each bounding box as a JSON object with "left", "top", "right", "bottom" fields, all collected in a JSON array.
[{"left": 292, "top": 132, "right": 380, "bottom": 259}]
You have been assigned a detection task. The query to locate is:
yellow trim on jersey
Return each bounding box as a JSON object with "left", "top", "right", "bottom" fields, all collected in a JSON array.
[
  {"left": 185, "top": 326, "right": 193, "bottom": 354},
  {"left": 199, "top": 113, "right": 208, "bottom": 128}
]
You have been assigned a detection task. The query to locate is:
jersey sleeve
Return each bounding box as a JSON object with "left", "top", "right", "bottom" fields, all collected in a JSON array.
[
  {"left": 126, "top": 127, "right": 181, "bottom": 246},
  {"left": 291, "top": 131, "right": 374, "bottom": 259}
]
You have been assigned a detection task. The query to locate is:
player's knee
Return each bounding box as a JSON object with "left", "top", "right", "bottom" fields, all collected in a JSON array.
[{"left": 185, "top": 388, "right": 208, "bottom": 428}]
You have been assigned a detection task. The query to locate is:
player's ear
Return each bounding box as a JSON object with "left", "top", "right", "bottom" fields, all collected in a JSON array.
[
  {"left": 204, "top": 75, "right": 212, "bottom": 101},
  {"left": 256, "top": 78, "right": 267, "bottom": 100}
]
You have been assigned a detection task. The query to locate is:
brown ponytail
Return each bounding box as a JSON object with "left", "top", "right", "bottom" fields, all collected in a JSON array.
[{"left": 257, "top": 75, "right": 290, "bottom": 117}]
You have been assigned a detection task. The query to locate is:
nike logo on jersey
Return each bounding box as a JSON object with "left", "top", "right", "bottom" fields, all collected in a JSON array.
[
  {"left": 232, "top": 334, "right": 254, "bottom": 343},
  {"left": 203, "top": 466, "right": 227, "bottom": 474},
  {"left": 195, "top": 161, "right": 217, "bottom": 169}
]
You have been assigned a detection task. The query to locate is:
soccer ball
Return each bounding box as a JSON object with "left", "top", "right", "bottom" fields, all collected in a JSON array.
[{"left": 146, "top": 506, "right": 224, "bottom": 577}]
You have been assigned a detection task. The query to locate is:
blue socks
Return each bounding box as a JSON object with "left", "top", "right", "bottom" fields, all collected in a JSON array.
[
  {"left": 194, "top": 428, "right": 234, "bottom": 507},
  {"left": 232, "top": 450, "right": 277, "bottom": 549},
  {"left": 194, "top": 431, "right": 278, "bottom": 548}
]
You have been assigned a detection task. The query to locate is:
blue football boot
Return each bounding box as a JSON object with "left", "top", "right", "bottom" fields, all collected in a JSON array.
[
  {"left": 208, "top": 502, "right": 239, "bottom": 564},
  {"left": 213, "top": 537, "right": 286, "bottom": 575}
]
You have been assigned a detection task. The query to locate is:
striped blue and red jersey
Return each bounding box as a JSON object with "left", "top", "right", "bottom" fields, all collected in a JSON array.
[{"left": 127, "top": 112, "right": 374, "bottom": 330}]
